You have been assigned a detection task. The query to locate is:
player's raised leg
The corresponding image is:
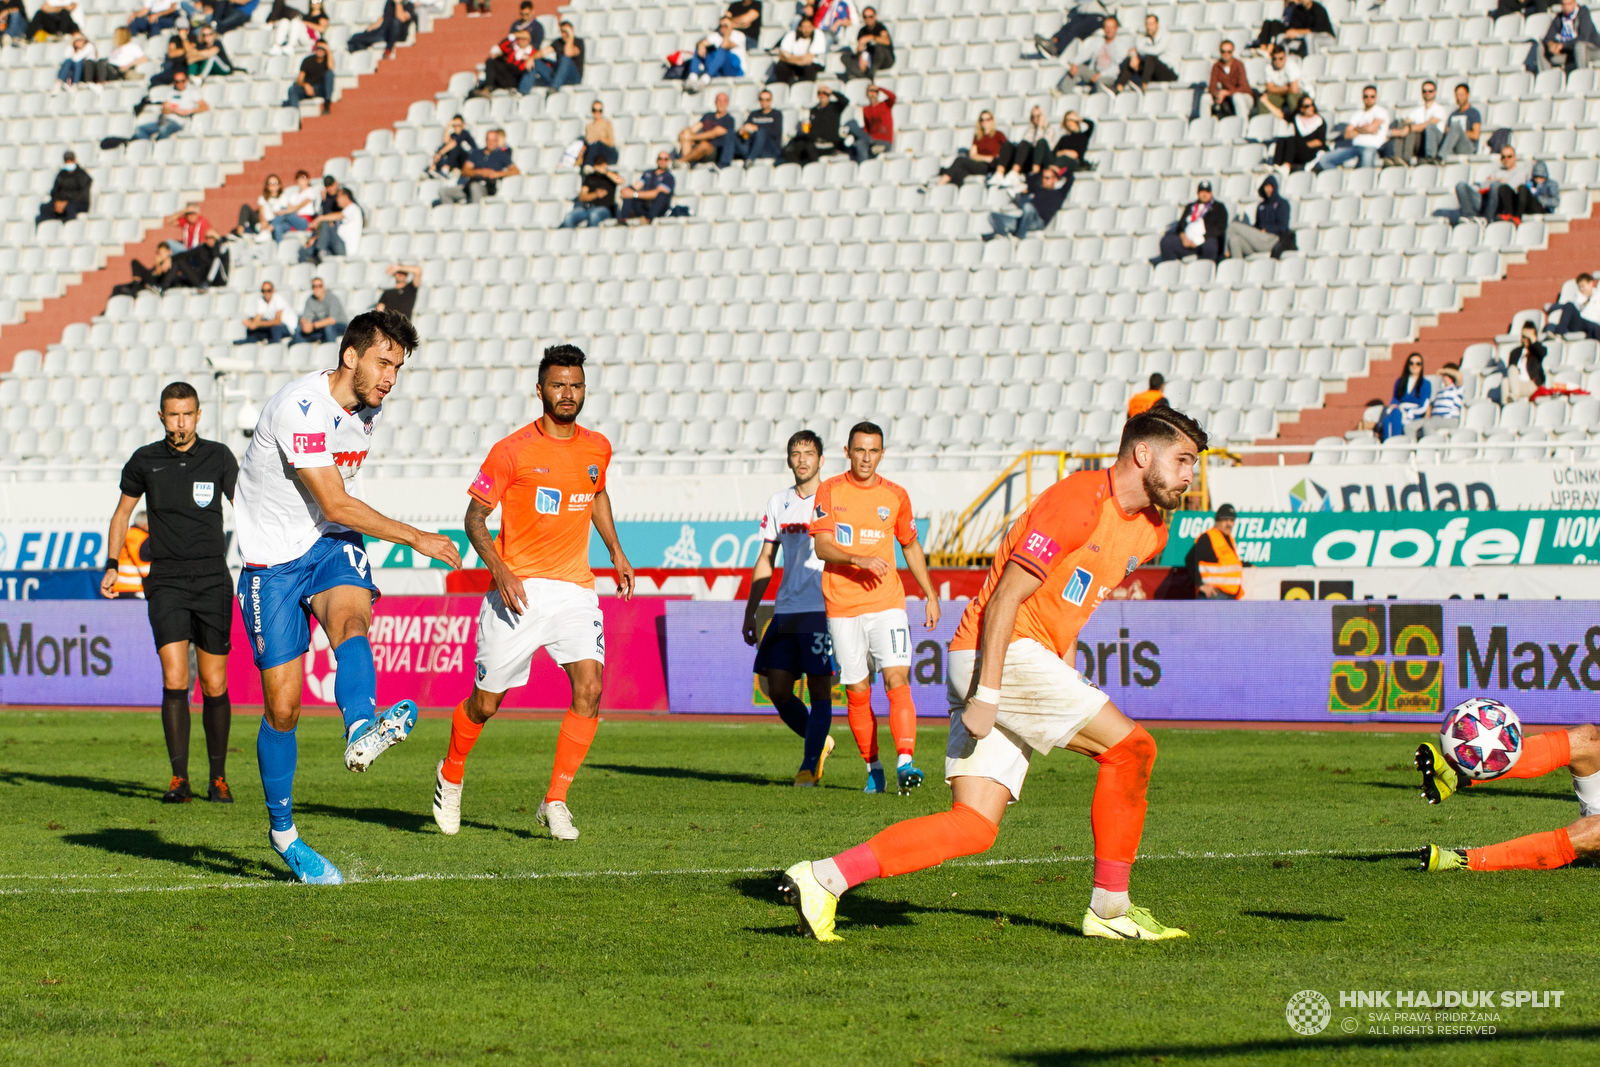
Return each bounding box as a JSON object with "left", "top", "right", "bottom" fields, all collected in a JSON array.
[{"left": 1417, "top": 723, "right": 1599, "bottom": 806}]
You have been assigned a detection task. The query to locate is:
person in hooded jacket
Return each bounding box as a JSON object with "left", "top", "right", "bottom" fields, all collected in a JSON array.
[
  {"left": 1224, "top": 176, "right": 1294, "bottom": 259},
  {"left": 1512, "top": 161, "right": 1560, "bottom": 222}
]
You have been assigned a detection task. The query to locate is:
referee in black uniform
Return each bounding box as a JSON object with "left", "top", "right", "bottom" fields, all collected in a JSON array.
[{"left": 101, "top": 381, "right": 241, "bottom": 804}]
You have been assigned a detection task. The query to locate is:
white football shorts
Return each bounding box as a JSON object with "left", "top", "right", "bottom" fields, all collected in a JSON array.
[
  {"left": 943, "top": 640, "right": 1110, "bottom": 801},
  {"left": 827, "top": 607, "right": 913, "bottom": 685},
  {"left": 474, "top": 577, "right": 605, "bottom": 693}
]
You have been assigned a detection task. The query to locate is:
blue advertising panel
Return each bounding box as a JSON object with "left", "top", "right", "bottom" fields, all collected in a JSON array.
[{"left": 0, "top": 600, "right": 162, "bottom": 706}]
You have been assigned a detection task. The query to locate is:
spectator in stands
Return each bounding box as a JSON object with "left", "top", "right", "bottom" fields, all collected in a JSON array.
[
  {"left": 1, "top": 0, "right": 27, "bottom": 44},
  {"left": 984, "top": 164, "right": 1070, "bottom": 241},
  {"left": 51, "top": 31, "right": 96, "bottom": 94},
  {"left": 317, "top": 173, "right": 341, "bottom": 214},
  {"left": 852, "top": 82, "right": 894, "bottom": 161},
  {"left": 111, "top": 242, "right": 178, "bottom": 298},
  {"left": 1251, "top": 0, "right": 1334, "bottom": 55},
  {"left": 508, "top": 1, "right": 541, "bottom": 43},
  {"left": 284, "top": 38, "right": 332, "bottom": 110},
  {"left": 686, "top": 15, "right": 747, "bottom": 91},
  {"left": 1311, "top": 85, "right": 1388, "bottom": 171},
  {"left": 472, "top": 26, "right": 532, "bottom": 95},
  {"left": 267, "top": 0, "right": 326, "bottom": 55},
  {"left": 1441, "top": 84, "right": 1481, "bottom": 157},
  {"left": 933, "top": 110, "right": 1004, "bottom": 187},
  {"left": 346, "top": 0, "right": 413, "bottom": 61},
  {"left": 299, "top": 187, "right": 361, "bottom": 263},
  {"left": 1455, "top": 143, "right": 1530, "bottom": 222},
  {"left": 148, "top": 31, "right": 186, "bottom": 86},
  {"left": 191, "top": 0, "right": 251, "bottom": 37},
  {"left": 529, "top": 19, "right": 583, "bottom": 89},
  {"left": 734, "top": 88, "right": 784, "bottom": 164},
  {"left": 1157, "top": 180, "right": 1227, "bottom": 263},
  {"left": 133, "top": 68, "right": 208, "bottom": 140},
  {"left": 678, "top": 92, "right": 736, "bottom": 168},
  {"left": 1226, "top": 176, "right": 1294, "bottom": 259},
  {"left": 1379, "top": 352, "right": 1432, "bottom": 438},
  {"left": 183, "top": 23, "right": 234, "bottom": 78},
  {"left": 438, "top": 127, "right": 518, "bottom": 203},
  {"left": 1386, "top": 81, "right": 1449, "bottom": 165},
  {"left": 173, "top": 228, "right": 228, "bottom": 288},
  {"left": 164, "top": 204, "right": 211, "bottom": 252},
  {"left": 427, "top": 115, "right": 476, "bottom": 178},
  {"left": 994, "top": 106, "right": 1050, "bottom": 190},
  {"left": 1505, "top": 325, "right": 1547, "bottom": 401},
  {"left": 1514, "top": 160, "right": 1560, "bottom": 221},
  {"left": 840, "top": 6, "right": 891, "bottom": 80},
  {"left": 291, "top": 277, "right": 346, "bottom": 344},
  {"left": 267, "top": 170, "right": 316, "bottom": 240},
  {"left": 1034, "top": 0, "right": 1111, "bottom": 59},
  {"left": 1539, "top": 0, "right": 1600, "bottom": 72},
  {"left": 725, "top": 0, "right": 761, "bottom": 44},
  {"left": 237, "top": 280, "right": 293, "bottom": 345},
  {"left": 1116, "top": 14, "right": 1178, "bottom": 91},
  {"left": 234, "top": 172, "right": 283, "bottom": 239},
  {"left": 28, "top": 0, "right": 79, "bottom": 39},
  {"left": 36, "top": 150, "right": 91, "bottom": 222},
  {"left": 95, "top": 26, "right": 148, "bottom": 80},
  {"left": 1253, "top": 46, "right": 1305, "bottom": 119},
  {"left": 1407, "top": 363, "right": 1465, "bottom": 439},
  {"left": 1052, "top": 110, "right": 1095, "bottom": 172},
  {"left": 376, "top": 263, "right": 420, "bottom": 317},
  {"left": 1548, "top": 273, "right": 1600, "bottom": 338},
  {"left": 1272, "top": 95, "right": 1326, "bottom": 172},
  {"left": 772, "top": 16, "right": 825, "bottom": 83},
  {"left": 781, "top": 83, "right": 851, "bottom": 165},
  {"left": 1063, "top": 15, "right": 1129, "bottom": 93},
  {"left": 1128, "top": 374, "right": 1165, "bottom": 418},
  {"left": 582, "top": 100, "right": 617, "bottom": 167},
  {"left": 128, "top": 0, "right": 179, "bottom": 37},
  {"left": 619, "top": 150, "right": 675, "bottom": 223},
  {"left": 1207, "top": 39, "right": 1252, "bottom": 119},
  {"left": 558, "top": 157, "right": 618, "bottom": 228}
]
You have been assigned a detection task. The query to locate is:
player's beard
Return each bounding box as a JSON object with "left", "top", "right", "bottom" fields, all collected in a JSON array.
[
  {"left": 544, "top": 397, "right": 584, "bottom": 425},
  {"left": 351, "top": 361, "right": 388, "bottom": 409},
  {"left": 1142, "top": 465, "right": 1187, "bottom": 511}
]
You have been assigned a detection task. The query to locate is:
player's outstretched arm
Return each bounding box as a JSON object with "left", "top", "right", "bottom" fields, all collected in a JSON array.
[
  {"left": 965, "top": 562, "right": 1044, "bottom": 739},
  {"left": 591, "top": 488, "right": 633, "bottom": 601},
  {"left": 296, "top": 466, "right": 462, "bottom": 568},
  {"left": 743, "top": 541, "right": 779, "bottom": 645},
  {"left": 100, "top": 493, "right": 140, "bottom": 599},
  {"left": 812, "top": 530, "right": 889, "bottom": 576},
  {"left": 901, "top": 537, "right": 941, "bottom": 630},
  {"left": 465, "top": 497, "right": 525, "bottom": 615}
]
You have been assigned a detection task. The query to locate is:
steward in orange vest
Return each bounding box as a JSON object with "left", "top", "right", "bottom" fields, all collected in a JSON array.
[
  {"left": 1186, "top": 503, "right": 1244, "bottom": 599},
  {"left": 113, "top": 517, "right": 152, "bottom": 596}
]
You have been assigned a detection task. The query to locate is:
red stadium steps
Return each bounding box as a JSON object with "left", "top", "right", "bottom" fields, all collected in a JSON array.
[
  {"left": 1260, "top": 202, "right": 1600, "bottom": 455},
  {"left": 0, "top": 2, "right": 528, "bottom": 372}
]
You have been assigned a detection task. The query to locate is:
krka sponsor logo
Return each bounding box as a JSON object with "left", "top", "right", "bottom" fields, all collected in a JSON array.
[{"left": 1329, "top": 604, "right": 1443, "bottom": 715}]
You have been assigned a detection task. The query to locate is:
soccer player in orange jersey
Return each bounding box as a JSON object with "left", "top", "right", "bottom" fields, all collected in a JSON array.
[
  {"left": 781, "top": 407, "right": 1207, "bottom": 941},
  {"left": 431, "top": 344, "right": 635, "bottom": 842},
  {"left": 809, "top": 421, "right": 941, "bottom": 794}
]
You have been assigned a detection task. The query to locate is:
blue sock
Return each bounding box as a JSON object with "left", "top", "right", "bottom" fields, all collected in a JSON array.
[
  {"left": 774, "top": 693, "right": 809, "bottom": 739},
  {"left": 257, "top": 718, "right": 297, "bottom": 834},
  {"left": 801, "top": 678, "right": 834, "bottom": 772},
  {"left": 334, "top": 635, "right": 377, "bottom": 736}
]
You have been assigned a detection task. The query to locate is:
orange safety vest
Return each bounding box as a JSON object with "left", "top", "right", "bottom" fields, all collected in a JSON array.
[
  {"left": 1127, "top": 389, "right": 1163, "bottom": 418},
  {"left": 1198, "top": 526, "right": 1243, "bottom": 598},
  {"left": 114, "top": 527, "right": 150, "bottom": 595}
]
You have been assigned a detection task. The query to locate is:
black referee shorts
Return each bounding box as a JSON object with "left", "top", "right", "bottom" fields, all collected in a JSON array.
[{"left": 144, "top": 563, "right": 234, "bottom": 656}]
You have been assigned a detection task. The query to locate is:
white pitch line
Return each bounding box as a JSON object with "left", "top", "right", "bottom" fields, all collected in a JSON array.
[{"left": 0, "top": 847, "right": 1407, "bottom": 897}]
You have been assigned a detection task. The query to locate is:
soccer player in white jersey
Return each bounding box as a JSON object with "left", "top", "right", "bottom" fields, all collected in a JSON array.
[
  {"left": 234, "top": 311, "right": 462, "bottom": 884},
  {"left": 742, "top": 430, "right": 837, "bottom": 786}
]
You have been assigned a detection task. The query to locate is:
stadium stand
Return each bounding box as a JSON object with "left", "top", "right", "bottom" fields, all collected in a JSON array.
[{"left": 4, "top": 0, "right": 1600, "bottom": 483}]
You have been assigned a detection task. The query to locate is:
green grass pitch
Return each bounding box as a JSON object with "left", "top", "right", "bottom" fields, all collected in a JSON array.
[{"left": 1, "top": 710, "right": 1595, "bottom": 1065}]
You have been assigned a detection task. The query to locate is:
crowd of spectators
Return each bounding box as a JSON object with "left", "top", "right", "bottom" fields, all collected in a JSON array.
[{"left": 470, "top": 15, "right": 583, "bottom": 97}]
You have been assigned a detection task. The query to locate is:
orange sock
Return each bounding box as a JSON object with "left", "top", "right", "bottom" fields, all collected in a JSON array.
[
  {"left": 1467, "top": 828, "right": 1576, "bottom": 870},
  {"left": 846, "top": 688, "right": 878, "bottom": 763},
  {"left": 1091, "top": 725, "right": 1156, "bottom": 885},
  {"left": 441, "top": 701, "right": 483, "bottom": 785},
  {"left": 887, "top": 684, "right": 917, "bottom": 757},
  {"left": 860, "top": 802, "right": 1000, "bottom": 879},
  {"left": 1499, "top": 728, "right": 1571, "bottom": 780},
  {"left": 544, "top": 710, "right": 599, "bottom": 803}
]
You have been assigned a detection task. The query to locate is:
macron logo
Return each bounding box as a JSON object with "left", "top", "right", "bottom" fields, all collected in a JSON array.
[
  {"left": 535, "top": 486, "right": 560, "bottom": 515},
  {"left": 293, "top": 432, "right": 326, "bottom": 454},
  {"left": 1021, "top": 530, "right": 1060, "bottom": 566}
]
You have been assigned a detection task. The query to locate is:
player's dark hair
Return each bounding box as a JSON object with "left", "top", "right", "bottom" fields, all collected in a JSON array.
[
  {"left": 539, "top": 344, "right": 587, "bottom": 384},
  {"left": 339, "top": 309, "right": 419, "bottom": 366},
  {"left": 159, "top": 381, "right": 199, "bottom": 408},
  {"left": 787, "top": 429, "right": 823, "bottom": 456},
  {"left": 847, "top": 421, "right": 884, "bottom": 447},
  {"left": 1118, "top": 405, "right": 1208, "bottom": 456}
]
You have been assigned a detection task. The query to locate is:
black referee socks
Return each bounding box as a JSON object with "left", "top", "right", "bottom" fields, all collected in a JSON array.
[
  {"left": 160, "top": 688, "right": 190, "bottom": 780},
  {"left": 201, "top": 692, "right": 232, "bottom": 783}
]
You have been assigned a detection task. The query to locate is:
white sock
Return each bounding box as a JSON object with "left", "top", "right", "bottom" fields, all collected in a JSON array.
[
  {"left": 1090, "top": 887, "right": 1130, "bottom": 919},
  {"left": 269, "top": 826, "right": 299, "bottom": 853},
  {"left": 896, "top": 753, "right": 913, "bottom": 768},
  {"left": 811, "top": 858, "right": 847, "bottom": 898},
  {"left": 345, "top": 718, "right": 370, "bottom": 740},
  {"left": 1574, "top": 769, "right": 1600, "bottom": 817}
]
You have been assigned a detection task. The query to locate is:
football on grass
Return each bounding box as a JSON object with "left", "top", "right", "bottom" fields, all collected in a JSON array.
[{"left": 1440, "top": 698, "right": 1523, "bottom": 780}]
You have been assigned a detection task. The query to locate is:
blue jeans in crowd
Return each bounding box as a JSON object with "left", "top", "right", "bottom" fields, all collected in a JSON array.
[
  {"left": 298, "top": 226, "right": 345, "bottom": 263},
  {"left": 988, "top": 202, "right": 1045, "bottom": 239},
  {"left": 734, "top": 129, "right": 781, "bottom": 163},
  {"left": 130, "top": 11, "right": 179, "bottom": 36},
  {"left": 689, "top": 48, "right": 743, "bottom": 78},
  {"left": 1455, "top": 181, "right": 1511, "bottom": 221},
  {"left": 271, "top": 214, "right": 311, "bottom": 241},
  {"left": 291, "top": 322, "right": 345, "bottom": 345},
  {"left": 285, "top": 71, "right": 335, "bottom": 106},
  {"left": 583, "top": 141, "right": 618, "bottom": 167},
  {"left": 134, "top": 117, "right": 184, "bottom": 140},
  {"left": 57, "top": 59, "right": 87, "bottom": 84},
  {"left": 527, "top": 53, "right": 579, "bottom": 90},
  {"left": 3, "top": 10, "right": 26, "bottom": 40},
  {"left": 1313, "top": 145, "right": 1378, "bottom": 171},
  {"left": 559, "top": 205, "right": 612, "bottom": 228},
  {"left": 237, "top": 324, "right": 291, "bottom": 345}
]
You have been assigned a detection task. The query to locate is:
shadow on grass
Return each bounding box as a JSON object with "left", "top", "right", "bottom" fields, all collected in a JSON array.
[
  {"left": 0, "top": 770, "right": 160, "bottom": 801},
  {"left": 1008, "top": 1025, "right": 1600, "bottom": 1065},
  {"left": 60, "top": 828, "right": 264, "bottom": 878},
  {"left": 729, "top": 875, "right": 1081, "bottom": 937},
  {"left": 588, "top": 763, "right": 781, "bottom": 787},
  {"left": 1359, "top": 779, "right": 1573, "bottom": 802},
  {"left": 294, "top": 801, "right": 530, "bottom": 838},
  {"left": 1238, "top": 910, "right": 1344, "bottom": 923}
]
